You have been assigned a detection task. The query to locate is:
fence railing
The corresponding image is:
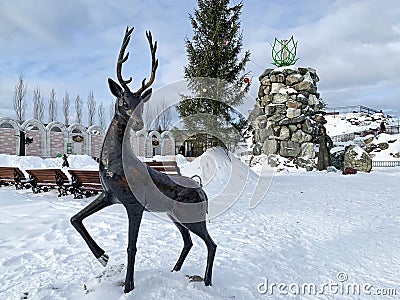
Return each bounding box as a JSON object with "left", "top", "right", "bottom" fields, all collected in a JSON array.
[
  {"left": 325, "top": 105, "right": 380, "bottom": 115},
  {"left": 372, "top": 161, "right": 400, "bottom": 167},
  {"left": 331, "top": 132, "right": 356, "bottom": 143},
  {"left": 386, "top": 125, "right": 400, "bottom": 134}
]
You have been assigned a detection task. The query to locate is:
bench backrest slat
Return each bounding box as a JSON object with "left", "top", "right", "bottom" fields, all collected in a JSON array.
[
  {"left": 0, "top": 167, "right": 26, "bottom": 180},
  {"left": 26, "top": 169, "right": 69, "bottom": 182}
]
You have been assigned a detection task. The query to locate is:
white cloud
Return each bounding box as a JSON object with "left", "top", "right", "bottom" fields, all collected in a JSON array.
[{"left": 1, "top": 0, "right": 400, "bottom": 124}]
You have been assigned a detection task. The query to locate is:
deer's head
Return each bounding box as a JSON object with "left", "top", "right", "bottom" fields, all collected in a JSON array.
[{"left": 108, "top": 27, "right": 158, "bottom": 130}]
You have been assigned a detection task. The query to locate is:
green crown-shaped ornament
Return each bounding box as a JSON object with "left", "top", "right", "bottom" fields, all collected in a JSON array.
[{"left": 271, "top": 36, "right": 299, "bottom": 67}]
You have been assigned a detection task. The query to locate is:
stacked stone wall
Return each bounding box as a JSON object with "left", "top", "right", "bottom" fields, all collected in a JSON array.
[{"left": 249, "top": 66, "right": 326, "bottom": 160}]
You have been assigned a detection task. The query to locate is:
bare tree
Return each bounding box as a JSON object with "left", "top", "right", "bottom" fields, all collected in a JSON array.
[
  {"left": 98, "top": 101, "right": 106, "bottom": 129},
  {"left": 33, "top": 86, "right": 45, "bottom": 122},
  {"left": 87, "top": 91, "right": 96, "bottom": 126},
  {"left": 144, "top": 104, "right": 153, "bottom": 131},
  {"left": 62, "top": 91, "right": 70, "bottom": 126},
  {"left": 13, "top": 74, "right": 27, "bottom": 124},
  {"left": 75, "top": 94, "right": 83, "bottom": 124},
  {"left": 159, "top": 98, "right": 172, "bottom": 131},
  {"left": 48, "top": 88, "right": 57, "bottom": 122},
  {"left": 109, "top": 101, "right": 115, "bottom": 121}
]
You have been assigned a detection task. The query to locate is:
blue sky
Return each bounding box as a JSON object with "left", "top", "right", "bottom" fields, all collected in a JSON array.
[{"left": 1, "top": 0, "right": 400, "bottom": 125}]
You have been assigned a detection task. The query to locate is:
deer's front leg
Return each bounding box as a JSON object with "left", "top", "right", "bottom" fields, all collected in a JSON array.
[
  {"left": 124, "top": 203, "right": 144, "bottom": 293},
  {"left": 70, "top": 192, "right": 113, "bottom": 264}
]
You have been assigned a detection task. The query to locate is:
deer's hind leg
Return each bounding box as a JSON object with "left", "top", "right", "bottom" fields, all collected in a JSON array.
[
  {"left": 70, "top": 191, "right": 113, "bottom": 266},
  {"left": 184, "top": 221, "right": 216, "bottom": 286},
  {"left": 123, "top": 202, "right": 144, "bottom": 293},
  {"left": 168, "top": 214, "right": 193, "bottom": 272}
]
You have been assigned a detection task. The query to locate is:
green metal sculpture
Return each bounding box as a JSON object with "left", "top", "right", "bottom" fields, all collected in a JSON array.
[{"left": 271, "top": 36, "right": 299, "bottom": 67}]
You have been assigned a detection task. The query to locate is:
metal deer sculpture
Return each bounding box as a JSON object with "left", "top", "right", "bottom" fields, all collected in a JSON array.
[{"left": 71, "top": 27, "right": 216, "bottom": 294}]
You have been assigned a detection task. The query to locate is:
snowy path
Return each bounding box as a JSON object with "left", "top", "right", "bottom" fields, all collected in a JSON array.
[{"left": 0, "top": 168, "right": 399, "bottom": 299}]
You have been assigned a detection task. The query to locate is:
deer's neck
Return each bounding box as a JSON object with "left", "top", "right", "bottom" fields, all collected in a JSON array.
[
  {"left": 100, "top": 118, "right": 144, "bottom": 178},
  {"left": 99, "top": 119, "right": 126, "bottom": 174}
]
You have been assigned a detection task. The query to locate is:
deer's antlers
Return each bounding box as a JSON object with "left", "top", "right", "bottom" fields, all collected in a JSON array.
[
  {"left": 116, "top": 27, "right": 158, "bottom": 95},
  {"left": 117, "top": 27, "right": 134, "bottom": 91},
  {"left": 136, "top": 31, "right": 159, "bottom": 95}
]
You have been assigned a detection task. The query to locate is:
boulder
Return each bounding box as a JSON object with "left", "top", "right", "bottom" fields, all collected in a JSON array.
[
  {"left": 278, "top": 115, "right": 305, "bottom": 125},
  {"left": 280, "top": 141, "right": 301, "bottom": 157},
  {"left": 286, "top": 100, "right": 302, "bottom": 109},
  {"left": 277, "top": 126, "right": 290, "bottom": 140},
  {"left": 291, "top": 130, "right": 312, "bottom": 143},
  {"left": 306, "top": 165, "right": 314, "bottom": 171},
  {"left": 288, "top": 124, "right": 297, "bottom": 133},
  {"left": 259, "top": 125, "right": 275, "bottom": 141},
  {"left": 263, "top": 139, "right": 278, "bottom": 155},
  {"left": 255, "top": 115, "right": 268, "bottom": 129},
  {"left": 258, "top": 85, "right": 265, "bottom": 97},
  {"left": 293, "top": 81, "right": 313, "bottom": 91},
  {"left": 300, "top": 142, "right": 315, "bottom": 158},
  {"left": 390, "top": 152, "right": 400, "bottom": 158},
  {"left": 287, "top": 108, "right": 301, "bottom": 119},
  {"left": 308, "top": 94, "right": 319, "bottom": 105},
  {"left": 282, "top": 68, "right": 297, "bottom": 76},
  {"left": 269, "top": 113, "right": 286, "bottom": 124},
  {"left": 248, "top": 104, "right": 264, "bottom": 124},
  {"left": 270, "top": 73, "right": 285, "bottom": 83},
  {"left": 270, "top": 83, "right": 285, "bottom": 94},
  {"left": 308, "top": 68, "right": 319, "bottom": 82},
  {"left": 265, "top": 104, "right": 286, "bottom": 116},
  {"left": 258, "top": 68, "right": 274, "bottom": 81},
  {"left": 261, "top": 78, "right": 272, "bottom": 86},
  {"left": 285, "top": 73, "right": 303, "bottom": 86},
  {"left": 295, "top": 156, "right": 314, "bottom": 168},
  {"left": 272, "top": 93, "right": 289, "bottom": 104},
  {"left": 343, "top": 145, "right": 372, "bottom": 172},
  {"left": 260, "top": 94, "right": 271, "bottom": 107},
  {"left": 377, "top": 142, "right": 389, "bottom": 150},
  {"left": 365, "top": 143, "right": 377, "bottom": 153},
  {"left": 253, "top": 143, "right": 262, "bottom": 155},
  {"left": 302, "top": 118, "right": 320, "bottom": 135},
  {"left": 263, "top": 86, "right": 271, "bottom": 94},
  {"left": 296, "top": 94, "right": 308, "bottom": 104},
  {"left": 314, "top": 115, "right": 327, "bottom": 124},
  {"left": 297, "top": 67, "right": 308, "bottom": 75},
  {"left": 267, "top": 154, "right": 280, "bottom": 167}
]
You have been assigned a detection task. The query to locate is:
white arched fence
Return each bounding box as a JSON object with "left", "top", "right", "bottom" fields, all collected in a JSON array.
[
  {"left": 129, "top": 129, "right": 176, "bottom": 158},
  {"left": 0, "top": 118, "right": 105, "bottom": 158},
  {"left": 0, "top": 117, "right": 176, "bottom": 158}
]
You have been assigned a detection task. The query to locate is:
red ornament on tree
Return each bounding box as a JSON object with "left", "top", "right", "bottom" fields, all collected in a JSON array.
[{"left": 244, "top": 77, "right": 250, "bottom": 83}]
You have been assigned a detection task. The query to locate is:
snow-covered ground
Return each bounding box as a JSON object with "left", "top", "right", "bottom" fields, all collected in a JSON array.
[
  {"left": 324, "top": 112, "right": 395, "bottom": 137},
  {"left": 0, "top": 148, "right": 399, "bottom": 299}
]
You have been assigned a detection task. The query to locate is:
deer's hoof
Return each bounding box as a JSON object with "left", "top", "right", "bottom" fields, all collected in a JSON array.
[
  {"left": 124, "top": 281, "right": 134, "bottom": 293},
  {"left": 204, "top": 276, "right": 212, "bottom": 286},
  {"left": 97, "top": 254, "right": 109, "bottom": 267}
]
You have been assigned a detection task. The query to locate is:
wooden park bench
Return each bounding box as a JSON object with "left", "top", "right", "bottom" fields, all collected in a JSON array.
[
  {"left": 68, "top": 161, "right": 181, "bottom": 199},
  {"left": 145, "top": 161, "right": 181, "bottom": 175},
  {"left": 25, "top": 169, "right": 71, "bottom": 196},
  {"left": 68, "top": 169, "right": 102, "bottom": 199},
  {"left": 0, "top": 166, "right": 30, "bottom": 189}
]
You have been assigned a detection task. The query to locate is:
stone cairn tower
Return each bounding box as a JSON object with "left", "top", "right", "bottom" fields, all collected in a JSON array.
[{"left": 249, "top": 66, "right": 326, "bottom": 167}]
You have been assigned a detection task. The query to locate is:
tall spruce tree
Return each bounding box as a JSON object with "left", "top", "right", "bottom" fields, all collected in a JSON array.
[{"left": 176, "top": 0, "right": 250, "bottom": 155}]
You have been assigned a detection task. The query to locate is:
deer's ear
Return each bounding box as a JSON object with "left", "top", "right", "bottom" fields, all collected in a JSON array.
[
  {"left": 142, "top": 88, "right": 152, "bottom": 103},
  {"left": 108, "top": 78, "right": 123, "bottom": 98}
]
